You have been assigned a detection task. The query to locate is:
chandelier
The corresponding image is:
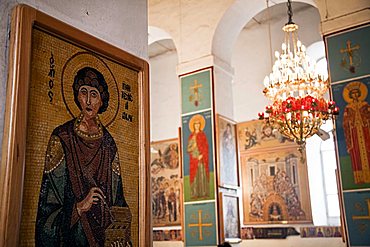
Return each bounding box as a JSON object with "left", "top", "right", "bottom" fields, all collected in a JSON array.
[{"left": 258, "top": 0, "right": 339, "bottom": 149}]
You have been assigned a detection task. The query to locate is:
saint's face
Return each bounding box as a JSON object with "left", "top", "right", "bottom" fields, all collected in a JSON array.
[
  {"left": 78, "top": 85, "right": 102, "bottom": 120},
  {"left": 226, "top": 125, "right": 232, "bottom": 134},
  {"left": 349, "top": 89, "right": 361, "bottom": 101},
  {"left": 194, "top": 122, "right": 201, "bottom": 132},
  {"left": 263, "top": 126, "right": 272, "bottom": 136}
]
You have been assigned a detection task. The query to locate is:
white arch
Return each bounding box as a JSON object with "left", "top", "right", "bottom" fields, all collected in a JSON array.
[
  {"left": 307, "top": 40, "right": 326, "bottom": 61},
  {"left": 211, "top": 0, "right": 317, "bottom": 65},
  {"left": 148, "top": 26, "right": 173, "bottom": 45}
]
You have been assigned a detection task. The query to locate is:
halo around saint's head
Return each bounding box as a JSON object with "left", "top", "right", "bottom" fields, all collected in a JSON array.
[
  {"left": 343, "top": 81, "right": 368, "bottom": 103},
  {"left": 189, "top": 114, "right": 206, "bottom": 132},
  {"left": 61, "top": 52, "right": 119, "bottom": 127}
]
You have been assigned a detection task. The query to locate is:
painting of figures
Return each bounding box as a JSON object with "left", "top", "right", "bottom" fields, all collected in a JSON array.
[
  {"left": 151, "top": 139, "right": 182, "bottom": 226},
  {"left": 237, "top": 119, "right": 293, "bottom": 152},
  {"left": 238, "top": 119, "right": 312, "bottom": 224}
]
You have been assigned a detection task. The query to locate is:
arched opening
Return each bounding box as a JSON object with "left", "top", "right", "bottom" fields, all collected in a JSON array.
[
  {"left": 148, "top": 27, "right": 180, "bottom": 142},
  {"left": 229, "top": 1, "right": 340, "bottom": 227}
]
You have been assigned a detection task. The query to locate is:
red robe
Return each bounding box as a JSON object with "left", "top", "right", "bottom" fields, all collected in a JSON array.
[
  {"left": 343, "top": 101, "right": 370, "bottom": 184},
  {"left": 188, "top": 131, "right": 209, "bottom": 184}
]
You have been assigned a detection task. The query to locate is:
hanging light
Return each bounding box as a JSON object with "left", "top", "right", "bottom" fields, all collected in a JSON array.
[{"left": 258, "top": 0, "right": 339, "bottom": 149}]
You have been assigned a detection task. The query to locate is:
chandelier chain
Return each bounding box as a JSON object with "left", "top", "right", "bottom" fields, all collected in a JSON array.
[
  {"left": 266, "top": 0, "right": 273, "bottom": 68},
  {"left": 286, "top": 0, "right": 294, "bottom": 24}
]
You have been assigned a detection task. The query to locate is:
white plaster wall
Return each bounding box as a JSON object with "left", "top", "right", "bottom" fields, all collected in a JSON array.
[
  {"left": 149, "top": 51, "right": 180, "bottom": 142},
  {"left": 232, "top": 3, "right": 322, "bottom": 122},
  {"left": 231, "top": 23, "right": 271, "bottom": 122},
  {"left": 0, "top": 0, "right": 148, "bottom": 163},
  {"left": 214, "top": 66, "right": 234, "bottom": 119}
]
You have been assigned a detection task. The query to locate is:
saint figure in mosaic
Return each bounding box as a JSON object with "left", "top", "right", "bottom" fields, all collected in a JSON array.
[{"left": 36, "top": 67, "right": 131, "bottom": 246}]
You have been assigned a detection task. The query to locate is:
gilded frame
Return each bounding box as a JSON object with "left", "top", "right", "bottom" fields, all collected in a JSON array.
[{"left": 0, "top": 5, "right": 150, "bottom": 246}]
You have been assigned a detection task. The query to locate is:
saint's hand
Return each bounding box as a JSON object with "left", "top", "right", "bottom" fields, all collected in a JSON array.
[
  {"left": 198, "top": 154, "right": 203, "bottom": 161},
  {"left": 76, "top": 187, "right": 105, "bottom": 215}
]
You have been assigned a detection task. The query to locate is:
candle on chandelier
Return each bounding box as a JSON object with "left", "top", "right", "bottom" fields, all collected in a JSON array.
[{"left": 333, "top": 106, "right": 340, "bottom": 115}]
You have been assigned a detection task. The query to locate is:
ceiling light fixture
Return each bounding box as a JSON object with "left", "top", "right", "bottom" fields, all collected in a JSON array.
[{"left": 258, "top": 0, "right": 339, "bottom": 150}]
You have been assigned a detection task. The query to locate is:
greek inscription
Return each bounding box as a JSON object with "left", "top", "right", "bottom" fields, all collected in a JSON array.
[
  {"left": 121, "top": 81, "right": 134, "bottom": 122},
  {"left": 122, "top": 112, "right": 133, "bottom": 122},
  {"left": 48, "top": 52, "right": 55, "bottom": 103}
]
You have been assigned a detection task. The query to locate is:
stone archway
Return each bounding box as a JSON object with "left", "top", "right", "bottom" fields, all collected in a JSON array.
[
  {"left": 211, "top": 0, "right": 317, "bottom": 65},
  {"left": 148, "top": 26, "right": 181, "bottom": 141}
]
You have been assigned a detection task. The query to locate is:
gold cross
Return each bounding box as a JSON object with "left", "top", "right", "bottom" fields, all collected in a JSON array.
[
  {"left": 340, "top": 40, "right": 360, "bottom": 66},
  {"left": 188, "top": 210, "right": 213, "bottom": 240},
  {"left": 190, "top": 80, "right": 202, "bottom": 93},
  {"left": 353, "top": 199, "right": 370, "bottom": 220}
]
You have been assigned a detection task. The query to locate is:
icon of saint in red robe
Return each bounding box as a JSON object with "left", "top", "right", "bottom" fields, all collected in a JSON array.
[
  {"left": 342, "top": 81, "right": 370, "bottom": 184},
  {"left": 187, "top": 114, "right": 209, "bottom": 198}
]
